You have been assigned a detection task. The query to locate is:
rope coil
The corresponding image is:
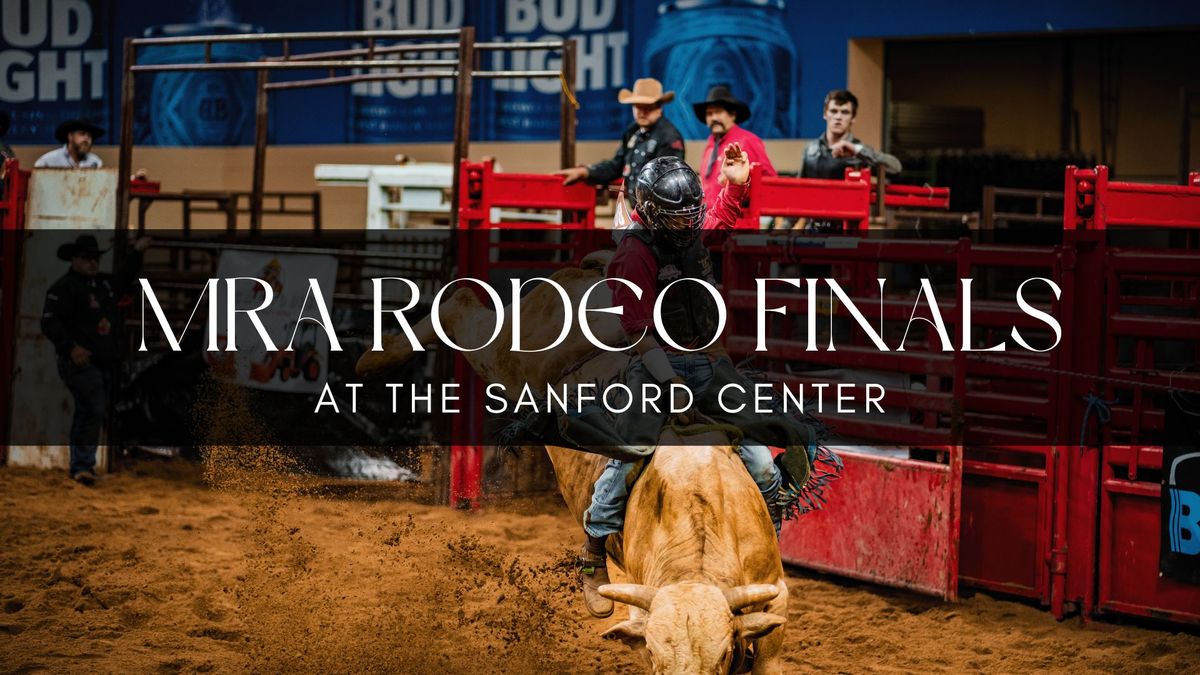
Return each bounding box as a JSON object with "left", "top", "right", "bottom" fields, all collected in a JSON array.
[{"left": 559, "top": 71, "right": 579, "bottom": 109}]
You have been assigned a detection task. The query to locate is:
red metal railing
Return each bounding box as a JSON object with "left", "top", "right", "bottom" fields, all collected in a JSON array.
[
  {"left": 1063, "top": 165, "right": 1200, "bottom": 625},
  {"left": 876, "top": 183, "right": 951, "bottom": 210},
  {"left": 0, "top": 159, "right": 30, "bottom": 463},
  {"left": 737, "top": 165, "right": 872, "bottom": 230},
  {"left": 1068, "top": 166, "right": 1200, "bottom": 230},
  {"left": 1097, "top": 445, "right": 1200, "bottom": 623},
  {"left": 721, "top": 232, "right": 967, "bottom": 599}
]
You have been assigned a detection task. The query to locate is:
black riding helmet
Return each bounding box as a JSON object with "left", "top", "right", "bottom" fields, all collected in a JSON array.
[{"left": 631, "top": 156, "right": 706, "bottom": 248}]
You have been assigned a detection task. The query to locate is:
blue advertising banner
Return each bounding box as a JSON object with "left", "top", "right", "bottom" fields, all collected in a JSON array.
[
  {"left": 1, "top": 0, "right": 111, "bottom": 144},
  {"left": 1, "top": 0, "right": 1197, "bottom": 146}
]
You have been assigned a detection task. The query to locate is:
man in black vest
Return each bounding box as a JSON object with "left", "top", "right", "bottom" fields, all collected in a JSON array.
[{"left": 42, "top": 234, "right": 150, "bottom": 485}]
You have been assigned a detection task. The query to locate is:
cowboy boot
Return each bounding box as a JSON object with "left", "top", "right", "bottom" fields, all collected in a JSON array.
[
  {"left": 775, "top": 444, "right": 810, "bottom": 495},
  {"left": 765, "top": 484, "right": 784, "bottom": 537},
  {"left": 580, "top": 535, "right": 614, "bottom": 618}
]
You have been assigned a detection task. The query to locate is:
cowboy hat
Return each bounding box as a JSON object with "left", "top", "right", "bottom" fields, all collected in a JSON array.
[
  {"left": 617, "top": 78, "right": 675, "bottom": 106},
  {"left": 692, "top": 85, "right": 751, "bottom": 124},
  {"left": 55, "top": 118, "right": 105, "bottom": 144},
  {"left": 0, "top": 111, "right": 9, "bottom": 138},
  {"left": 57, "top": 234, "right": 109, "bottom": 261}
]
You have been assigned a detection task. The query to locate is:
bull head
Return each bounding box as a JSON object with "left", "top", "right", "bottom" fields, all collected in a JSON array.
[{"left": 599, "top": 582, "right": 786, "bottom": 674}]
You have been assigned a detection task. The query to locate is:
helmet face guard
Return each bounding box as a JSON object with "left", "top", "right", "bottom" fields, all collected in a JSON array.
[
  {"left": 641, "top": 200, "right": 706, "bottom": 248},
  {"left": 632, "top": 157, "right": 707, "bottom": 249}
]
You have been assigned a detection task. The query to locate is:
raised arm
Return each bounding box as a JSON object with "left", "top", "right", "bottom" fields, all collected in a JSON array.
[{"left": 704, "top": 142, "right": 751, "bottom": 232}]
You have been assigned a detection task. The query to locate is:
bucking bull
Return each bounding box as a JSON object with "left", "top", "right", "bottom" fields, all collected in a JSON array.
[{"left": 357, "top": 252, "right": 789, "bottom": 674}]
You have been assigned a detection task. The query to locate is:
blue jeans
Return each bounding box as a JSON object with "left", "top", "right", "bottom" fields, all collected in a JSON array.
[
  {"left": 57, "top": 358, "right": 112, "bottom": 477},
  {"left": 583, "top": 354, "right": 781, "bottom": 538}
]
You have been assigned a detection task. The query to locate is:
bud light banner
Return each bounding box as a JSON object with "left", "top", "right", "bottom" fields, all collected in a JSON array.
[
  {"left": 2, "top": 0, "right": 1195, "bottom": 146},
  {"left": 1162, "top": 388, "right": 1200, "bottom": 584},
  {"left": 469, "top": 0, "right": 633, "bottom": 141},
  {"left": 0, "top": 0, "right": 111, "bottom": 144}
]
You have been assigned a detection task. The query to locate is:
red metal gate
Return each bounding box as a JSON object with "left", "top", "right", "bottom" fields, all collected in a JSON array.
[
  {"left": 451, "top": 159, "right": 599, "bottom": 506},
  {"left": 1067, "top": 166, "right": 1200, "bottom": 624},
  {"left": 737, "top": 166, "right": 870, "bottom": 230},
  {"left": 721, "top": 173, "right": 965, "bottom": 599},
  {"left": 956, "top": 239, "right": 1071, "bottom": 606},
  {"left": 781, "top": 447, "right": 963, "bottom": 597},
  {"left": 0, "top": 159, "right": 30, "bottom": 463}
]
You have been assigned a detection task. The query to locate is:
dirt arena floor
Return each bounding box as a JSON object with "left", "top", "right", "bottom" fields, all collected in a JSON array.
[{"left": 2, "top": 456, "right": 1198, "bottom": 674}]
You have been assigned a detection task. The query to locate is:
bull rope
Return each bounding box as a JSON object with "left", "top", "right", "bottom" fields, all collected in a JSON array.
[
  {"left": 666, "top": 418, "right": 745, "bottom": 448},
  {"left": 967, "top": 355, "right": 1200, "bottom": 397}
]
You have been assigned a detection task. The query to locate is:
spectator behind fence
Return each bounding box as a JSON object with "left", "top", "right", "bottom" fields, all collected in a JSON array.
[
  {"left": 799, "top": 89, "right": 903, "bottom": 232},
  {"left": 42, "top": 235, "right": 150, "bottom": 486},
  {"left": 1, "top": 111, "right": 14, "bottom": 190},
  {"left": 799, "top": 89, "right": 901, "bottom": 180},
  {"left": 554, "top": 78, "right": 685, "bottom": 187},
  {"left": 693, "top": 85, "right": 776, "bottom": 211},
  {"left": 0, "top": 111, "right": 14, "bottom": 162},
  {"left": 34, "top": 119, "right": 104, "bottom": 169}
]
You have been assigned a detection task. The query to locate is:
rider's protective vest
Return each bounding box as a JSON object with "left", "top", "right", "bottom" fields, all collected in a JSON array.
[{"left": 630, "top": 229, "right": 720, "bottom": 349}]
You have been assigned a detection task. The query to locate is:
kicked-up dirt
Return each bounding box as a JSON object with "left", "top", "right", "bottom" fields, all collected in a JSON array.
[{"left": 0, "top": 457, "right": 1197, "bottom": 674}]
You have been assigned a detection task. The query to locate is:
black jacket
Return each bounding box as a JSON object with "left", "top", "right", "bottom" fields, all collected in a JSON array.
[
  {"left": 42, "top": 251, "right": 143, "bottom": 366},
  {"left": 587, "top": 118, "right": 685, "bottom": 185}
]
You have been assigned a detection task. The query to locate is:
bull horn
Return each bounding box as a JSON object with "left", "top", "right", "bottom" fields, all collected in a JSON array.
[
  {"left": 598, "top": 584, "right": 658, "bottom": 611},
  {"left": 724, "top": 584, "right": 780, "bottom": 612}
]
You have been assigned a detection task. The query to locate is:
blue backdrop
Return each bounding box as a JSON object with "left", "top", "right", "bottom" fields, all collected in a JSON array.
[{"left": 1, "top": 0, "right": 1196, "bottom": 145}]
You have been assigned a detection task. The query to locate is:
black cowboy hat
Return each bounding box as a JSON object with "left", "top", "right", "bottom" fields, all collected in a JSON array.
[
  {"left": 57, "top": 235, "right": 108, "bottom": 261},
  {"left": 0, "top": 111, "right": 9, "bottom": 138},
  {"left": 692, "top": 85, "right": 751, "bottom": 125},
  {"left": 54, "top": 118, "right": 105, "bottom": 144}
]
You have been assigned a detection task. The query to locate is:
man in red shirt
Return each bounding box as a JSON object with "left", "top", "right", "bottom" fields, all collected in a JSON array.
[{"left": 692, "top": 85, "right": 777, "bottom": 210}]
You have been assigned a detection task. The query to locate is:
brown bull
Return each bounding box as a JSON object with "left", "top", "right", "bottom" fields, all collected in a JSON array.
[{"left": 357, "top": 253, "right": 789, "bottom": 674}]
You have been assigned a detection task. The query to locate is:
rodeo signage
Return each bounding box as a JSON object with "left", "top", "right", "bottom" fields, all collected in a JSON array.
[
  {"left": 138, "top": 275, "right": 1065, "bottom": 356},
  {"left": 135, "top": 273, "right": 1064, "bottom": 417}
]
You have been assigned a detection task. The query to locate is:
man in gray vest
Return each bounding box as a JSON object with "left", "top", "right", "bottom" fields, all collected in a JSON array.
[{"left": 800, "top": 89, "right": 900, "bottom": 180}]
